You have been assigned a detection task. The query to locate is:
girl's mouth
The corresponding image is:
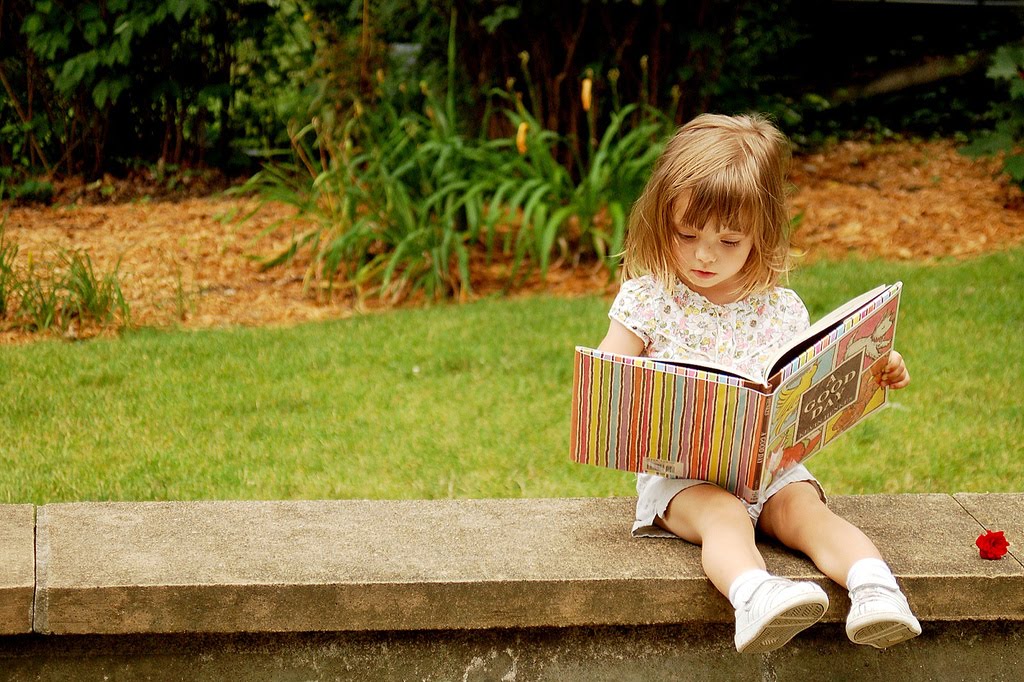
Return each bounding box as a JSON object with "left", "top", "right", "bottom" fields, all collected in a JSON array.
[{"left": 692, "top": 270, "right": 717, "bottom": 279}]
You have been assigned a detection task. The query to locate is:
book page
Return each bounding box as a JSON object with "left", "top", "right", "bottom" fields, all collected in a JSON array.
[
  {"left": 578, "top": 347, "right": 766, "bottom": 385},
  {"left": 639, "top": 357, "right": 765, "bottom": 386},
  {"left": 764, "top": 283, "right": 894, "bottom": 381}
]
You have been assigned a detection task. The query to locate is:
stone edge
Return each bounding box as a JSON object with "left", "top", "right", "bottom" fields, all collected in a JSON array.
[
  {"left": 16, "top": 494, "right": 1024, "bottom": 635},
  {"left": 33, "top": 505, "right": 49, "bottom": 635},
  {"left": 0, "top": 505, "right": 35, "bottom": 636}
]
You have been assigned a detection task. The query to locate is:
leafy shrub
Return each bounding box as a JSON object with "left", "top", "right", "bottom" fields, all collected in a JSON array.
[
  {"left": 239, "top": 19, "right": 674, "bottom": 303},
  {"left": 4, "top": 0, "right": 314, "bottom": 176},
  {"left": 2, "top": 178, "right": 55, "bottom": 204},
  {"left": 499, "top": 97, "right": 669, "bottom": 278},
  {"left": 239, "top": 27, "right": 509, "bottom": 302},
  {"left": 961, "top": 44, "right": 1024, "bottom": 184}
]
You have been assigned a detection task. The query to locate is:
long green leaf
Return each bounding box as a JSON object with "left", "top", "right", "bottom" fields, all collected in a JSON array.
[{"left": 539, "top": 205, "right": 575, "bottom": 276}]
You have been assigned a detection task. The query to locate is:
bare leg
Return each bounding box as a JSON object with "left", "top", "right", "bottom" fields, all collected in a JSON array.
[
  {"left": 656, "top": 483, "right": 766, "bottom": 596},
  {"left": 757, "top": 481, "right": 882, "bottom": 588}
]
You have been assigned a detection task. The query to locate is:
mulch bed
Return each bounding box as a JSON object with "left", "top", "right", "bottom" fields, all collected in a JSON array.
[{"left": 2, "top": 139, "right": 1022, "bottom": 345}]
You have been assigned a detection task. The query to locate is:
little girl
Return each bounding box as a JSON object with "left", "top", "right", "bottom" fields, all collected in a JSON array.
[{"left": 596, "top": 113, "right": 921, "bottom": 654}]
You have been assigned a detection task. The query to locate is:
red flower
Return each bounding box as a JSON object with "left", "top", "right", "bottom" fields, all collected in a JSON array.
[{"left": 976, "top": 530, "right": 1010, "bottom": 560}]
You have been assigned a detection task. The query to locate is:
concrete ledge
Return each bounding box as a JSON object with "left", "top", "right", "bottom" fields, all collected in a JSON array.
[
  {"left": 955, "top": 493, "right": 1024, "bottom": 564},
  {"left": 3, "top": 621, "right": 1024, "bottom": 681},
  {"left": 0, "top": 505, "right": 35, "bottom": 635},
  {"left": 29, "top": 494, "right": 1024, "bottom": 635}
]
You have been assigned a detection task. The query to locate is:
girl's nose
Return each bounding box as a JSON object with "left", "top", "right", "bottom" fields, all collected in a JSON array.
[{"left": 695, "top": 244, "right": 715, "bottom": 264}]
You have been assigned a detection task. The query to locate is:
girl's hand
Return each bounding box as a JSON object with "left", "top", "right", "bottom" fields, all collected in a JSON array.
[{"left": 879, "top": 350, "right": 910, "bottom": 389}]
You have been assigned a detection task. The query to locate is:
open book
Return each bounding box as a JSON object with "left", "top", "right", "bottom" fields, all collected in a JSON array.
[{"left": 570, "top": 283, "right": 903, "bottom": 503}]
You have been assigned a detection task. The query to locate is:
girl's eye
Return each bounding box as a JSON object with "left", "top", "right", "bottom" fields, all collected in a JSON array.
[
  {"left": 677, "top": 233, "right": 697, "bottom": 241},
  {"left": 722, "top": 241, "right": 741, "bottom": 247}
]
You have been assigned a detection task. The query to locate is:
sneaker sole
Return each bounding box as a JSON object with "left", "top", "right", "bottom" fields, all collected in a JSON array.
[
  {"left": 849, "top": 620, "right": 921, "bottom": 649},
  {"left": 737, "top": 601, "right": 827, "bottom": 654}
]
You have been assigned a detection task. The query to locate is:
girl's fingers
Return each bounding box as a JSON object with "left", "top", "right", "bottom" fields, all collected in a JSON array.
[
  {"left": 881, "top": 367, "right": 909, "bottom": 388},
  {"left": 879, "top": 351, "right": 909, "bottom": 389},
  {"left": 886, "top": 350, "right": 904, "bottom": 372},
  {"left": 888, "top": 374, "right": 909, "bottom": 389}
]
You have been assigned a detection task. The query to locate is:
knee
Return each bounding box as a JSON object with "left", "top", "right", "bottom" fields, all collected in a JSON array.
[
  {"left": 690, "top": 486, "right": 753, "bottom": 530},
  {"left": 759, "top": 483, "right": 828, "bottom": 537},
  {"left": 663, "top": 484, "right": 752, "bottom": 539},
  {"left": 709, "top": 494, "right": 753, "bottom": 526}
]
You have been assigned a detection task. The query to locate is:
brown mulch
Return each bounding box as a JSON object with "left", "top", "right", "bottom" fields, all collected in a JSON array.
[
  {"left": 789, "top": 140, "right": 1024, "bottom": 260},
  {"left": 2, "top": 139, "right": 1022, "bottom": 345}
]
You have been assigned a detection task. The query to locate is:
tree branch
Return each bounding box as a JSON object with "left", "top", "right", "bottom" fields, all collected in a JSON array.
[
  {"left": 0, "top": 64, "right": 53, "bottom": 173},
  {"left": 830, "top": 52, "right": 990, "bottom": 104}
]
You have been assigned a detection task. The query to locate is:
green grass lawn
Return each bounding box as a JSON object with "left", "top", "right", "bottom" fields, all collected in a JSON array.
[{"left": 1, "top": 248, "right": 1022, "bottom": 504}]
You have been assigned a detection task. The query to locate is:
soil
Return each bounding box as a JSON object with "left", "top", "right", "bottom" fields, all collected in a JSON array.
[{"left": 2, "top": 139, "right": 1022, "bottom": 345}]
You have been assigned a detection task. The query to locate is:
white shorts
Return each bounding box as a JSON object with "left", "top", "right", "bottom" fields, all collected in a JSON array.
[{"left": 632, "top": 464, "right": 825, "bottom": 538}]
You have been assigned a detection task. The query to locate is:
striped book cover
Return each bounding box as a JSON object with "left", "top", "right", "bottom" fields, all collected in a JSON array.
[{"left": 570, "top": 283, "right": 902, "bottom": 503}]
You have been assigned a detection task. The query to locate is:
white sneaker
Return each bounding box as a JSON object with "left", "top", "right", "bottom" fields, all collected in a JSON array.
[
  {"left": 734, "top": 578, "right": 829, "bottom": 653},
  {"left": 846, "top": 583, "right": 922, "bottom": 648}
]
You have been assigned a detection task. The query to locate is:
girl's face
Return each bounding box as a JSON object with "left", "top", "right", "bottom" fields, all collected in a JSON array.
[{"left": 671, "top": 196, "right": 754, "bottom": 304}]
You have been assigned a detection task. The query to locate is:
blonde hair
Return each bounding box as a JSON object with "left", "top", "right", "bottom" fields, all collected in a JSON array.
[{"left": 622, "top": 113, "right": 794, "bottom": 297}]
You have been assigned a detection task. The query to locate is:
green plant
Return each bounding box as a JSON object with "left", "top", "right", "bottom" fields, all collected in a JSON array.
[
  {"left": 17, "top": 262, "right": 61, "bottom": 332},
  {"left": 487, "top": 98, "right": 670, "bottom": 282},
  {"left": 243, "top": 79, "right": 671, "bottom": 301},
  {"left": 572, "top": 104, "right": 670, "bottom": 271},
  {"left": 239, "top": 11, "right": 501, "bottom": 302},
  {"left": 172, "top": 267, "right": 195, "bottom": 322},
  {"left": 7, "top": 179, "right": 55, "bottom": 204},
  {"left": 0, "top": 230, "right": 130, "bottom": 335},
  {"left": 0, "top": 221, "right": 19, "bottom": 318},
  {"left": 6, "top": 0, "right": 315, "bottom": 175},
  {"left": 61, "top": 250, "right": 130, "bottom": 328},
  {"left": 241, "top": 24, "right": 674, "bottom": 301},
  {"left": 961, "top": 44, "right": 1024, "bottom": 184}
]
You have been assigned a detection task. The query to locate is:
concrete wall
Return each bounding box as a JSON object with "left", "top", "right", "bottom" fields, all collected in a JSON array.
[{"left": 1, "top": 495, "right": 1022, "bottom": 680}]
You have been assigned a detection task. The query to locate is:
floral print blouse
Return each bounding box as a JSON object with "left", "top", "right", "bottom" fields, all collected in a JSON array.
[{"left": 609, "top": 275, "right": 810, "bottom": 378}]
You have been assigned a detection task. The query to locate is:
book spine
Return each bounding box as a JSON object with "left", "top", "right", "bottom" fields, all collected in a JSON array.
[
  {"left": 569, "top": 350, "right": 582, "bottom": 462},
  {"left": 750, "top": 393, "right": 773, "bottom": 504}
]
